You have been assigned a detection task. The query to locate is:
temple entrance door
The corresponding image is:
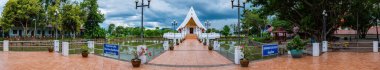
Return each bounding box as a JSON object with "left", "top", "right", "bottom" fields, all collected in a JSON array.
[{"left": 190, "top": 28, "right": 194, "bottom": 34}]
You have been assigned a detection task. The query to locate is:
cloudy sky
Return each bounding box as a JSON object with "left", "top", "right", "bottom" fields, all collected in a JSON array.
[{"left": 0, "top": 0, "right": 247, "bottom": 30}]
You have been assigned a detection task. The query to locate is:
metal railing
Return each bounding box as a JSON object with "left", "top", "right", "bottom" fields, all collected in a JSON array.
[
  {"left": 90, "top": 40, "right": 165, "bottom": 62},
  {"left": 5, "top": 41, "right": 55, "bottom": 51}
]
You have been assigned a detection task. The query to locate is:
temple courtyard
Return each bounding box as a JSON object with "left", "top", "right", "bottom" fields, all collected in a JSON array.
[{"left": 0, "top": 39, "right": 379, "bottom": 70}]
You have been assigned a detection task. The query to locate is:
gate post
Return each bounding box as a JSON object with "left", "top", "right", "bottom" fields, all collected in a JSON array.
[
  {"left": 88, "top": 41, "right": 95, "bottom": 54},
  {"left": 3, "top": 40, "right": 9, "bottom": 51},
  {"left": 62, "top": 42, "right": 69, "bottom": 56},
  {"left": 373, "top": 41, "right": 378, "bottom": 52},
  {"left": 54, "top": 40, "right": 60, "bottom": 52},
  {"left": 163, "top": 41, "right": 169, "bottom": 50},
  {"left": 312, "top": 43, "right": 320, "bottom": 56},
  {"left": 322, "top": 41, "right": 328, "bottom": 52},
  {"left": 234, "top": 46, "right": 242, "bottom": 64}
]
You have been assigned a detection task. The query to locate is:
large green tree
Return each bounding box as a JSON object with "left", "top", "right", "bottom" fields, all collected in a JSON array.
[
  {"left": 242, "top": 10, "right": 267, "bottom": 36},
  {"left": 251, "top": 0, "right": 380, "bottom": 41},
  {"left": 61, "top": 3, "right": 84, "bottom": 38},
  {"left": 108, "top": 24, "right": 115, "bottom": 36},
  {"left": 221, "top": 25, "right": 231, "bottom": 36},
  {"left": 81, "top": 0, "right": 105, "bottom": 38},
  {"left": 1, "top": 0, "right": 45, "bottom": 37}
]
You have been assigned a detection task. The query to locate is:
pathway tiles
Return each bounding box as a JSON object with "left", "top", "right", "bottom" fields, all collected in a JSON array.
[
  {"left": 148, "top": 39, "right": 233, "bottom": 66},
  {"left": 1, "top": 39, "right": 380, "bottom": 70}
]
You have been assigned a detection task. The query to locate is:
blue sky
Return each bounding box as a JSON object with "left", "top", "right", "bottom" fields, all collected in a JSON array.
[{"left": 0, "top": 0, "right": 247, "bottom": 30}]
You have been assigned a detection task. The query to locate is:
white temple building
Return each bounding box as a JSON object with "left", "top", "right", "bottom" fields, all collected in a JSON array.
[{"left": 163, "top": 7, "right": 220, "bottom": 45}]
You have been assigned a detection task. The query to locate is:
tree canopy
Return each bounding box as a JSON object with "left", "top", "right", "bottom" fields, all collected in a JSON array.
[
  {"left": 250, "top": 0, "right": 380, "bottom": 41},
  {"left": 1, "top": 0, "right": 45, "bottom": 35},
  {"left": 81, "top": 0, "right": 105, "bottom": 38},
  {"left": 221, "top": 25, "right": 231, "bottom": 36}
]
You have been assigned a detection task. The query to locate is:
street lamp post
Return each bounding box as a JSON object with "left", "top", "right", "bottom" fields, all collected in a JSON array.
[
  {"left": 322, "top": 10, "right": 328, "bottom": 41},
  {"left": 172, "top": 20, "right": 178, "bottom": 45},
  {"left": 33, "top": 19, "right": 36, "bottom": 38},
  {"left": 54, "top": 10, "right": 59, "bottom": 39},
  {"left": 135, "top": 0, "right": 151, "bottom": 44},
  {"left": 376, "top": 3, "right": 380, "bottom": 41},
  {"left": 205, "top": 20, "right": 210, "bottom": 41},
  {"left": 231, "top": 0, "right": 247, "bottom": 45}
]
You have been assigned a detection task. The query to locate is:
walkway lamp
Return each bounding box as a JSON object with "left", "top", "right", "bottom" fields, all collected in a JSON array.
[
  {"left": 376, "top": 3, "right": 380, "bottom": 41},
  {"left": 33, "top": 19, "right": 36, "bottom": 38},
  {"left": 322, "top": 10, "right": 328, "bottom": 41},
  {"left": 172, "top": 20, "right": 178, "bottom": 45},
  {"left": 54, "top": 10, "right": 59, "bottom": 39},
  {"left": 205, "top": 20, "right": 211, "bottom": 43},
  {"left": 231, "top": 0, "right": 247, "bottom": 45},
  {"left": 135, "top": 0, "right": 151, "bottom": 44}
]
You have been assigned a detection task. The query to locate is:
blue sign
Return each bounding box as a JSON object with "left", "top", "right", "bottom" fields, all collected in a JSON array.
[
  {"left": 104, "top": 44, "right": 119, "bottom": 55},
  {"left": 262, "top": 44, "right": 279, "bottom": 56}
]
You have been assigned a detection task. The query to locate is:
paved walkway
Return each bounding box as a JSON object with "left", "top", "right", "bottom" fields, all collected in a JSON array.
[
  {"left": 1, "top": 39, "right": 380, "bottom": 70},
  {"left": 148, "top": 39, "right": 233, "bottom": 66}
]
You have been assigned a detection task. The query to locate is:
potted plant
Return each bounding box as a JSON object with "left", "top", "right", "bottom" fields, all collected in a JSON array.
[
  {"left": 169, "top": 45, "right": 174, "bottom": 50},
  {"left": 203, "top": 42, "right": 207, "bottom": 46},
  {"left": 240, "top": 45, "right": 254, "bottom": 67},
  {"left": 81, "top": 46, "right": 89, "bottom": 58},
  {"left": 286, "top": 36, "right": 307, "bottom": 58},
  {"left": 208, "top": 46, "right": 213, "bottom": 50},
  {"left": 129, "top": 47, "right": 152, "bottom": 67},
  {"left": 48, "top": 47, "right": 54, "bottom": 52}
]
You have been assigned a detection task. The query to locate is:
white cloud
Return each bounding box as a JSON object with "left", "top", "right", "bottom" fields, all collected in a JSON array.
[
  {"left": 209, "top": 18, "right": 237, "bottom": 30},
  {"left": 0, "top": 0, "right": 241, "bottom": 31}
]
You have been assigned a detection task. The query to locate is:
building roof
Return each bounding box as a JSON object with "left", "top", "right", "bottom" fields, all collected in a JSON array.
[{"left": 176, "top": 7, "right": 206, "bottom": 31}]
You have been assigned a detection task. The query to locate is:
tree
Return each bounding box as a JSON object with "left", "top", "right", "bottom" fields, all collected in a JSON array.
[
  {"left": 1, "top": 0, "right": 45, "bottom": 37},
  {"left": 46, "top": 0, "right": 63, "bottom": 38},
  {"left": 81, "top": 0, "right": 105, "bottom": 38},
  {"left": 251, "top": 0, "right": 380, "bottom": 41},
  {"left": 242, "top": 10, "right": 267, "bottom": 36},
  {"left": 114, "top": 26, "right": 125, "bottom": 37},
  {"left": 108, "top": 24, "right": 115, "bottom": 36},
  {"left": 61, "top": 3, "right": 84, "bottom": 38},
  {"left": 271, "top": 18, "right": 292, "bottom": 32},
  {"left": 221, "top": 25, "right": 231, "bottom": 36},
  {"left": 206, "top": 28, "right": 219, "bottom": 33}
]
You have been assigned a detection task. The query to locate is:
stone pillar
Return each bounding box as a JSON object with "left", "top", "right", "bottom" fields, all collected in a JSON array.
[
  {"left": 88, "top": 41, "right": 95, "bottom": 53},
  {"left": 234, "top": 46, "right": 242, "bottom": 64},
  {"left": 206, "top": 39, "right": 210, "bottom": 45},
  {"left": 213, "top": 41, "right": 219, "bottom": 50},
  {"left": 374, "top": 41, "right": 378, "bottom": 52},
  {"left": 322, "top": 41, "right": 328, "bottom": 52},
  {"left": 3, "top": 40, "right": 9, "bottom": 51},
  {"left": 54, "top": 40, "right": 60, "bottom": 52},
  {"left": 313, "top": 43, "right": 320, "bottom": 56},
  {"left": 173, "top": 39, "right": 177, "bottom": 45},
  {"left": 138, "top": 45, "right": 147, "bottom": 64},
  {"left": 62, "top": 42, "right": 69, "bottom": 56},
  {"left": 163, "top": 41, "right": 169, "bottom": 50}
]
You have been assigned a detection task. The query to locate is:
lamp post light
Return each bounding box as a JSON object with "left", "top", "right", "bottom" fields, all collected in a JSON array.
[
  {"left": 135, "top": 0, "right": 151, "bottom": 44},
  {"left": 205, "top": 20, "right": 211, "bottom": 41},
  {"left": 376, "top": 3, "right": 380, "bottom": 41},
  {"left": 54, "top": 9, "right": 59, "bottom": 39},
  {"left": 231, "top": 0, "right": 247, "bottom": 45},
  {"left": 172, "top": 20, "right": 178, "bottom": 45},
  {"left": 377, "top": 19, "right": 379, "bottom": 41},
  {"left": 322, "top": 10, "right": 328, "bottom": 41},
  {"left": 33, "top": 19, "right": 36, "bottom": 38}
]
